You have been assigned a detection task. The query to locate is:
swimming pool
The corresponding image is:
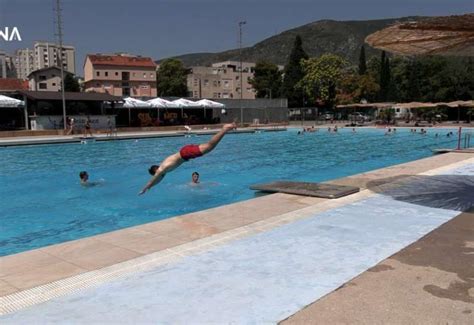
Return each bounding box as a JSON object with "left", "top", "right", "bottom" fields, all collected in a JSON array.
[{"left": 0, "top": 128, "right": 461, "bottom": 256}]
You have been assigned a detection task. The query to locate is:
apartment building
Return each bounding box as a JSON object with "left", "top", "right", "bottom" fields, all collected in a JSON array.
[
  {"left": 187, "top": 61, "right": 256, "bottom": 100},
  {"left": 27, "top": 66, "right": 70, "bottom": 91},
  {"left": 11, "top": 42, "right": 75, "bottom": 79},
  {"left": 12, "top": 48, "right": 34, "bottom": 79},
  {"left": 0, "top": 51, "right": 16, "bottom": 78},
  {"left": 83, "top": 53, "right": 157, "bottom": 98},
  {"left": 33, "top": 42, "right": 76, "bottom": 74}
]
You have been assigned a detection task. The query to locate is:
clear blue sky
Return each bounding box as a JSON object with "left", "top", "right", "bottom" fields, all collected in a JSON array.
[{"left": 0, "top": 0, "right": 473, "bottom": 75}]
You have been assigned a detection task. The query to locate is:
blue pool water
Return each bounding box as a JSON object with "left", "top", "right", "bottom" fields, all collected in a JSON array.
[{"left": 0, "top": 128, "right": 461, "bottom": 256}]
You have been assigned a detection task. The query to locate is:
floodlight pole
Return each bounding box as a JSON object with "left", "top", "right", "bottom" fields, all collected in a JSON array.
[
  {"left": 55, "top": 0, "right": 67, "bottom": 130},
  {"left": 239, "top": 21, "right": 246, "bottom": 127}
]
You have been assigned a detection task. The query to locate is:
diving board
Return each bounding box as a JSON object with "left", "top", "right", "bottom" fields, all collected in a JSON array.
[{"left": 250, "top": 181, "right": 359, "bottom": 199}]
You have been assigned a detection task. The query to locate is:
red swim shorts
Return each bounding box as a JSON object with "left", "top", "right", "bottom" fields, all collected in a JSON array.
[{"left": 179, "top": 144, "right": 203, "bottom": 161}]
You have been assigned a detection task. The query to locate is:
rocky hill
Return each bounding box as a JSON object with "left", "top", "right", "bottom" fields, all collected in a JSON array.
[{"left": 159, "top": 16, "right": 421, "bottom": 67}]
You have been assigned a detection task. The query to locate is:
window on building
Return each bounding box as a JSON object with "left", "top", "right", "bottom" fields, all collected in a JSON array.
[
  {"left": 96, "top": 71, "right": 100, "bottom": 77},
  {"left": 213, "top": 92, "right": 218, "bottom": 98},
  {"left": 115, "top": 72, "right": 118, "bottom": 76},
  {"left": 52, "top": 83, "right": 56, "bottom": 86},
  {"left": 236, "top": 87, "right": 241, "bottom": 93},
  {"left": 39, "top": 83, "right": 47, "bottom": 89},
  {"left": 194, "top": 91, "right": 198, "bottom": 97},
  {"left": 132, "top": 72, "right": 136, "bottom": 77},
  {"left": 105, "top": 71, "right": 108, "bottom": 77},
  {"left": 204, "top": 79, "right": 209, "bottom": 86},
  {"left": 224, "top": 80, "right": 229, "bottom": 88},
  {"left": 39, "top": 75, "right": 47, "bottom": 81},
  {"left": 150, "top": 73, "right": 154, "bottom": 78},
  {"left": 217, "top": 93, "right": 221, "bottom": 98},
  {"left": 236, "top": 76, "right": 239, "bottom": 80},
  {"left": 217, "top": 81, "right": 221, "bottom": 86},
  {"left": 213, "top": 80, "right": 218, "bottom": 87},
  {"left": 143, "top": 73, "right": 147, "bottom": 78}
]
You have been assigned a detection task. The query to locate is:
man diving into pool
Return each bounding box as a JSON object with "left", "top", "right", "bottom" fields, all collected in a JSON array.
[{"left": 139, "top": 122, "right": 236, "bottom": 195}]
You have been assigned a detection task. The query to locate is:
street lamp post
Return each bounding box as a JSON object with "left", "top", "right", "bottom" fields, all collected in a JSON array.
[
  {"left": 239, "top": 21, "right": 246, "bottom": 126},
  {"left": 55, "top": 0, "right": 67, "bottom": 131}
]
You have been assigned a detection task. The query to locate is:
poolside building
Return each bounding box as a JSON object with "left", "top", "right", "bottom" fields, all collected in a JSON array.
[
  {"left": 187, "top": 61, "right": 260, "bottom": 100},
  {"left": 27, "top": 66, "right": 73, "bottom": 92},
  {"left": 83, "top": 53, "right": 157, "bottom": 98}
]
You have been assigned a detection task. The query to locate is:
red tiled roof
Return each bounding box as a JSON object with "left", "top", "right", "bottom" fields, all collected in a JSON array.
[
  {"left": 87, "top": 54, "right": 156, "bottom": 68},
  {"left": 0, "top": 78, "right": 29, "bottom": 91}
]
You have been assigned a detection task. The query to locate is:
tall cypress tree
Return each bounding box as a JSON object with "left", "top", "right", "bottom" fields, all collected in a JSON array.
[
  {"left": 358, "top": 45, "right": 367, "bottom": 75},
  {"left": 379, "top": 51, "right": 389, "bottom": 101},
  {"left": 407, "top": 59, "right": 421, "bottom": 101},
  {"left": 282, "top": 35, "right": 308, "bottom": 107}
]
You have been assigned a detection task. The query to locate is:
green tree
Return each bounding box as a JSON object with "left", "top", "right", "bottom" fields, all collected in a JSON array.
[
  {"left": 358, "top": 45, "right": 367, "bottom": 75},
  {"left": 300, "top": 54, "right": 347, "bottom": 107},
  {"left": 63, "top": 73, "right": 80, "bottom": 92},
  {"left": 379, "top": 51, "right": 391, "bottom": 101},
  {"left": 156, "top": 59, "right": 188, "bottom": 97},
  {"left": 282, "top": 35, "right": 308, "bottom": 107},
  {"left": 338, "top": 73, "right": 380, "bottom": 104},
  {"left": 249, "top": 60, "right": 282, "bottom": 98},
  {"left": 378, "top": 108, "right": 395, "bottom": 124}
]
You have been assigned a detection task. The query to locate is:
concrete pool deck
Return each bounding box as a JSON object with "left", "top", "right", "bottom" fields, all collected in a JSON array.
[{"left": 1, "top": 152, "right": 473, "bottom": 322}]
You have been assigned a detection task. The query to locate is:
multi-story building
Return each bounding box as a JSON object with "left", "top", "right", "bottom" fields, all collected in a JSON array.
[
  {"left": 13, "top": 48, "right": 34, "bottom": 79},
  {"left": 0, "top": 51, "right": 16, "bottom": 78},
  {"left": 27, "top": 66, "right": 72, "bottom": 91},
  {"left": 12, "top": 42, "right": 75, "bottom": 79},
  {"left": 83, "top": 53, "right": 157, "bottom": 98},
  {"left": 33, "top": 42, "right": 76, "bottom": 74},
  {"left": 187, "top": 61, "right": 257, "bottom": 100}
]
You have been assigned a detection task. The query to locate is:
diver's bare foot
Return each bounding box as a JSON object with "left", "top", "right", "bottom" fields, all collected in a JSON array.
[{"left": 223, "top": 122, "right": 236, "bottom": 131}]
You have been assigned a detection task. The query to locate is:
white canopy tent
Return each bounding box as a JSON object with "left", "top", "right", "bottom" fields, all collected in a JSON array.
[
  {"left": 172, "top": 98, "right": 202, "bottom": 108},
  {"left": 122, "top": 97, "right": 152, "bottom": 126},
  {"left": 0, "top": 95, "right": 24, "bottom": 107},
  {"left": 147, "top": 97, "right": 179, "bottom": 108},
  {"left": 123, "top": 97, "right": 151, "bottom": 108},
  {"left": 0, "top": 95, "right": 27, "bottom": 130},
  {"left": 196, "top": 99, "right": 225, "bottom": 108}
]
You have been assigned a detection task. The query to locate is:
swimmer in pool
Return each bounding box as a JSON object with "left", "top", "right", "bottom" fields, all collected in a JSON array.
[
  {"left": 139, "top": 122, "right": 236, "bottom": 195},
  {"left": 79, "top": 171, "right": 101, "bottom": 187},
  {"left": 191, "top": 171, "right": 200, "bottom": 184}
]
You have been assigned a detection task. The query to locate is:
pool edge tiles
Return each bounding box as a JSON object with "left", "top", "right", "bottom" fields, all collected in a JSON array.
[
  {"left": 0, "top": 153, "right": 472, "bottom": 317},
  {"left": 0, "top": 194, "right": 464, "bottom": 323}
]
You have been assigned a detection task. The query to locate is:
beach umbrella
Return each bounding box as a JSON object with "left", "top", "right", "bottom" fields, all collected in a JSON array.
[{"left": 365, "top": 14, "right": 474, "bottom": 57}]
